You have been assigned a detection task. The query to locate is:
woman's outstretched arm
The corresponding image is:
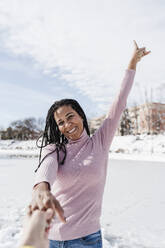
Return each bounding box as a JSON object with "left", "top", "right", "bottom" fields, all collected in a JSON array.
[{"left": 93, "top": 41, "right": 151, "bottom": 150}]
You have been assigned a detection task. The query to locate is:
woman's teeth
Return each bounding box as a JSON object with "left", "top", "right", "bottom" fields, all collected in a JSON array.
[{"left": 68, "top": 127, "right": 76, "bottom": 134}]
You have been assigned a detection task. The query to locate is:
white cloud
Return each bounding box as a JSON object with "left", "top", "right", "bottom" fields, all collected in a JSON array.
[
  {"left": 0, "top": 0, "right": 164, "bottom": 113},
  {"left": 0, "top": 80, "right": 74, "bottom": 126}
]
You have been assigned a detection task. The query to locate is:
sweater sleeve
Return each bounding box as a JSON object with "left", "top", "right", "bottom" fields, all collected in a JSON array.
[
  {"left": 93, "top": 69, "right": 136, "bottom": 151},
  {"left": 34, "top": 144, "right": 58, "bottom": 188}
]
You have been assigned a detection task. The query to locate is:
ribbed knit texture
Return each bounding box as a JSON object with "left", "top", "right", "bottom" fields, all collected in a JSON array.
[{"left": 34, "top": 69, "right": 136, "bottom": 241}]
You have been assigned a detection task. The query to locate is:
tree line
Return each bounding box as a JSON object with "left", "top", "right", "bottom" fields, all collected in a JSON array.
[
  {"left": 0, "top": 104, "right": 163, "bottom": 140},
  {"left": 0, "top": 117, "right": 45, "bottom": 140}
]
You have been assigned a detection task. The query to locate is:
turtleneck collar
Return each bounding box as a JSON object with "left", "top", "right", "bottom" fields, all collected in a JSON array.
[{"left": 67, "top": 128, "right": 89, "bottom": 144}]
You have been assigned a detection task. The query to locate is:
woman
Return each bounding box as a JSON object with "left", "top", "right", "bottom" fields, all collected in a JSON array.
[{"left": 30, "top": 41, "right": 150, "bottom": 248}]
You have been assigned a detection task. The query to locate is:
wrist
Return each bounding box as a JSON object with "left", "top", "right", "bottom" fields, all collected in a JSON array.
[
  {"left": 21, "top": 239, "right": 45, "bottom": 248},
  {"left": 21, "top": 238, "right": 36, "bottom": 248},
  {"left": 33, "top": 182, "right": 50, "bottom": 192},
  {"left": 21, "top": 246, "right": 35, "bottom": 248},
  {"left": 21, "top": 235, "right": 43, "bottom": 248},
  {"left": 20, "top": 231, "right": 37, "bottom": 248},
  {"left": 128, "top": 58, "right": 137, "bottom": 70}
]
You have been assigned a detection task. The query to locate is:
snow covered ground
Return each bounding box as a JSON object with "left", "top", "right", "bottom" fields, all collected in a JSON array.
[
  {"left": 0, "top": 135, "right": 164, "bottom": 247},
  {"left": 0, "top": 133, "right": 165, "bottom": 161},
  {"left": 102, "top": 159, "right": 165, "bottom": 248},
  {"left": 0, "top": 158, "right": 165, "bottom": 248}
]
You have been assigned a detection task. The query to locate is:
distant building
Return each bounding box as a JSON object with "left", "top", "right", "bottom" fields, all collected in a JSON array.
[
  {"left": 128, "top": 102, "right": 165, "bottom": 135},
  {"left": 89, "top": 102, "right": 165, "bottom": 135},
  {"left": 88, "top": 115, "right": 106, "bottom": 134}
]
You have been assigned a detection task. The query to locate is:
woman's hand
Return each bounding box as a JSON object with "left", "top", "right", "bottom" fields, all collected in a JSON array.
[
  {"left": 30, "top": 184, "right": 66, "bottom": 224},
  {"left": 128, "top": 40, "right": 151, "bottom": 70}
]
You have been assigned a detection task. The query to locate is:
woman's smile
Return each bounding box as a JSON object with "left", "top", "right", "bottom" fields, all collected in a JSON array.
[
  {"left": 67, "top": 127, "right": 77, "bottom": 134},
  {"left": 54, "top": 105, "right": 84, "bottom": 140}
]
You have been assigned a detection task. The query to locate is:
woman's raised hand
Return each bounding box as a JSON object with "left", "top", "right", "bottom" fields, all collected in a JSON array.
[
  {"left": 133, "top": 40, "right": 151, "bottom": 62},
  {"left": 128, "top": 40, "right": 151, "bottom": 70},
  {"left": 29, "top": 183, "right": 66, "bottom": 224}
]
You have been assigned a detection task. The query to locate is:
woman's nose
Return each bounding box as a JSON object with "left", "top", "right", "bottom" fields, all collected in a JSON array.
[{"left": 64, "top": 121, "right": 71, "bottom": 129}]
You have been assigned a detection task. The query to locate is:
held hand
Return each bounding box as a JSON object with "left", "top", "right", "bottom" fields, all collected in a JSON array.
[
  {"left": 20, "top": 208, "right": 53, "bottom": 248},
  {"left": 128, "top": 40, "right": 151, "bottom": 70},
  {"left": 30, "top": 188, "right": 66, "bottom": 224}
]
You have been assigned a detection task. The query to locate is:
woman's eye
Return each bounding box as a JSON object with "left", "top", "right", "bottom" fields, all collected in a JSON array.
[
  {"left": 67, "top": 115, "right": 74, "bottom": 120},
  {"left": 58, "top": 121, "right": 64, "bottom": 126}
]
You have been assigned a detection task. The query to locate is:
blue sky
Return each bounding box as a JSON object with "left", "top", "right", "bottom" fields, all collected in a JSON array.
[
  {"left": 0, "top": 0, "right": 165, "bottom": 128},
  {"left": 0, "top": 50, "right": 96, "bottom": 128}
]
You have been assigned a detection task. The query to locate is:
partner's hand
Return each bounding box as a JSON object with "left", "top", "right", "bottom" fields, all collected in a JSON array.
[{"left": 20, "top": 208, "right": 53, "bottom": 248}]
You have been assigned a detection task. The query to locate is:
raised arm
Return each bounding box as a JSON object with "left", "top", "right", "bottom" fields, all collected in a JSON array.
[
  {"left": 107, "top": 40, "right": 151, "bottom": 120},
  {"left": 93, "top": 41, "right": 151, "bottom": 150}
]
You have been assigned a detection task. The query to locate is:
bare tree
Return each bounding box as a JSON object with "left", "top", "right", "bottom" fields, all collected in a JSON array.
[
  {"left": 119, "top": 108, "right": 132, "bottom": 135},
  {"left": 1, "top": 117, "right": 45, "bottom": 140},
  {"left": 37, "top": 117, "right": 45, "bottom": 133}
]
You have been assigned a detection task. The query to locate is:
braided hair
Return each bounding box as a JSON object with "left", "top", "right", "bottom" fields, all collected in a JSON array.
[{"left": 35, "top": 99, "right": 90, "bottom": 172}]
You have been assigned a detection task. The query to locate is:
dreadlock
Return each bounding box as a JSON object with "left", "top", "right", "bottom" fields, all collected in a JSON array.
[{"left": 35, "top": 99, "right": 90, "bottom": 172}]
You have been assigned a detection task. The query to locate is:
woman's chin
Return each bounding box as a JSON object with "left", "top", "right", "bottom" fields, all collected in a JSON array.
[
  {"left": 65, "top": 128, "right": 83, "bottom": 141},
  {"left": 68, "top": 135, "right": 80, "bottom": 141},
  {"left": 67, "top": 133, "right": 81, "bottom": 141}
]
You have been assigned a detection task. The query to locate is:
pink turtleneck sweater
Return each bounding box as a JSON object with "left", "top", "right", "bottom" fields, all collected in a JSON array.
[{"left": 34, "top": 69, "right": 136, "bottom": 241}]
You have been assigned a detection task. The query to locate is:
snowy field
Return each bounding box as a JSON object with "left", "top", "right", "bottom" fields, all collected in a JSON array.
[
  {"left": 0, "top": 133, "right": 165, "bottom": 162},
  {"left": 0, "top": 157, "right": 165, "bottom": 248}
]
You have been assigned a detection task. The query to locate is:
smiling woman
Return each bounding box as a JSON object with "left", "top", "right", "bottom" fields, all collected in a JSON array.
[
  {"left": 54, "top": 105, "right": 84, "bottom": 141},
  {"left": 35, "top": 99, "right": 90, "bottom": 171},
  {"left": 28, "top": 41, "right": 151, "bottom": 248}
]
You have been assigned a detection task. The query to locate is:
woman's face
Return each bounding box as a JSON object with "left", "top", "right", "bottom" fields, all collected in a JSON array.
[{"left": 54, "top": 105, "right": 84, "bottom": 140}]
